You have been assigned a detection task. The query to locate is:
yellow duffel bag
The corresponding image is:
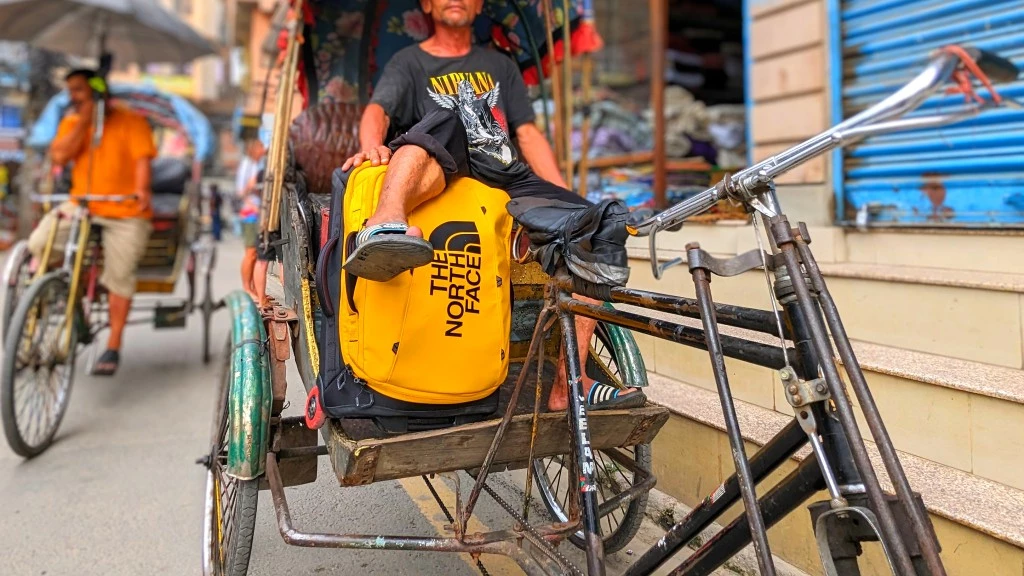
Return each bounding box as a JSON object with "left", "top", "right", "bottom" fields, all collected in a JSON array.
[{"left": 334, "top": 163, "right": 514, "bottom": 405}]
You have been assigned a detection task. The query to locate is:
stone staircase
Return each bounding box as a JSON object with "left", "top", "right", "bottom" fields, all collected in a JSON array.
[{"left": 622, "top": 223, "right": 1024, "bottom": 575}]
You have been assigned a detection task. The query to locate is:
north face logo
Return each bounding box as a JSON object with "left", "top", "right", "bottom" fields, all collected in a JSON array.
[{"left": 428, "top": 222, "right": 483, "bottom": 337}]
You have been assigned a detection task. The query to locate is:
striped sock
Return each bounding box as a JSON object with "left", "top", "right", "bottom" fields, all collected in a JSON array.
[{"left": 587, "top": 383, "right": 619, "bottom": 405}]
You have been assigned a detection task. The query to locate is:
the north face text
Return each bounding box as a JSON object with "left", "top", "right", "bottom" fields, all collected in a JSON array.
[{"left": 429, "top": 222, "right": 484, "bottom": 337}]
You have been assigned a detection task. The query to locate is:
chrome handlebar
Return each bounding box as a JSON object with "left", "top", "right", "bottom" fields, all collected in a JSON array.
[
  {"left": 31, "top": 194, "right": 139, "bottom": 204},
  {"left": 629, "top": 48, "right": 1011, "bottom": 279}
]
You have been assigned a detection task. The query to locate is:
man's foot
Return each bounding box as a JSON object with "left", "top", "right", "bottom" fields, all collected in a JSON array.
[
  {"left": 546, "top": 380, "right": 645, "bottom": 412},
  {"left": 586, "top": 383, "right": 646, "bottom": 410},
  {"left": 343, "top": 222, "right": 434, "bottom": 282},
  {"left": 93, "top": 349, "right": 120, "bottom": 376}
]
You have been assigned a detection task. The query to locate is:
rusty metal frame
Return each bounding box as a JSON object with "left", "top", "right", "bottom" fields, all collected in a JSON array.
[{"left": 265, "top": 452, "right": 576, "bottom": 576}]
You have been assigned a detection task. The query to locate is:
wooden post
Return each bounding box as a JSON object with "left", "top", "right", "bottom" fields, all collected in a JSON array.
[
  {"left": 577, "top": 54, "right": 593, "bottom": 198},
  {"left": 264, "top": 0, "right": 304, "bottom": 233},
  {"left": 561, "top": 0, "right": 574, "bottom": 191},
  {"left": 542, "top": 0, "right": 565, "bottom": 174},
  {"left": 650, "top": 0, "right": 667, "bottom": 209}
]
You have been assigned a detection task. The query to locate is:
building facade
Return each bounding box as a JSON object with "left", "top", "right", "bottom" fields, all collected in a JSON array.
[{"left": 631, "top": 1, "right": 1024, "bottom": 573}]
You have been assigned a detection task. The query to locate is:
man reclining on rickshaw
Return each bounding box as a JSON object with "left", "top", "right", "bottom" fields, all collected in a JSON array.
[
  {"left": 27, "top": 68, "right": 157, "bottom": 376},
  {"left": 340, "top": 0, "right": 644, "bottom": 411}
]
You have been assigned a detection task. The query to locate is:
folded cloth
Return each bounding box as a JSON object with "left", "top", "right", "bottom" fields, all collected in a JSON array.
[{"left": 506, "top": 196, "right": 631, "bottom": 288}]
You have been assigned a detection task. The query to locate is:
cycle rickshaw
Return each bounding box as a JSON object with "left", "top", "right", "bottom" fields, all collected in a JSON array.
[
  {"left": 203, "top": 1, "right": 1021, "bottom": 574},
  {"left": 1, "top": 82, "right": 220, "bottom": 458}
]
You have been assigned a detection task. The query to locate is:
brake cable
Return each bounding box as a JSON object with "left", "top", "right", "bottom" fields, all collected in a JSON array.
[{"left": 939, "top": 45, "right": 1003, "bottom": 105}]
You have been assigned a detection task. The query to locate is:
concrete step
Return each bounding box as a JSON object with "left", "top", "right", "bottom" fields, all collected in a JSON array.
[
  {"left": 844, "top": 227, "right": 1024, "bottom": 275},
  {"left": 846, "top": 341, "right": 1024, "bottom": 492},
  {"left": 642, "top": 373, "right": 1024, "bottom": 576},
  {"left": 625, "top": 238, "right": 1024, "bottom": 370}
]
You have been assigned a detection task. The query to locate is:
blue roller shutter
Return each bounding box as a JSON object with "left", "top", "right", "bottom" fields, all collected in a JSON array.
[{"left": 837, "top": 0, "right": 1024, "bottom": 227}]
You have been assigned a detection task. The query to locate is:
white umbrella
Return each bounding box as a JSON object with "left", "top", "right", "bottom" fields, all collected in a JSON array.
[{"left": 0, "top": 0, "right": 218, "bottom": 66}]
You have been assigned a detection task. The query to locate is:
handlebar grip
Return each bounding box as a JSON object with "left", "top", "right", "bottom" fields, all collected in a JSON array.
[{"left": 966, "top": 46, "right": 1019, "bottom": 83}]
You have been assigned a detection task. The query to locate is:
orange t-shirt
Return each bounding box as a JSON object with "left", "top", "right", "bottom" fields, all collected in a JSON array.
[{"left": 55, "top": 106, "right": 157, "bottom": 219}]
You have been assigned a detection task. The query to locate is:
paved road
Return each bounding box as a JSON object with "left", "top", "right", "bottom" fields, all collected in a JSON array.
[{"left": 0, "top": 235, "right": 719, "bottom": 576}]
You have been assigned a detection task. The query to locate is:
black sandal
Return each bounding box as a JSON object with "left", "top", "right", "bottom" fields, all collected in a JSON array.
[
  {"left": 587, "top": 383, "right": 647, "bottom": 411},
  {"left": 342, "top": 222, "right": 434, "bottom": 282},
  {"left": 93, "top": 349, "right": 120, "bottom": 377}
]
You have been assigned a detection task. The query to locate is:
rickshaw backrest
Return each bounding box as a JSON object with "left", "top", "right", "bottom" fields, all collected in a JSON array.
[{"left": 289, "top": 101, "right": 363, "bottom": 196}]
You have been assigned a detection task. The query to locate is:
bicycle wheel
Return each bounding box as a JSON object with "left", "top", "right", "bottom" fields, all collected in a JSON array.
[
  {"left": 532, "top": 321, "right": 652, "bottom": 553},
  {"left": 203, "top": 336, "right": 258, "bottom": 576},
  {"left": 2, "top": 240, "right": 33, "bottom": 341},
  {"left": 1, "top": 272, "right": 78, "bottom": 458}
]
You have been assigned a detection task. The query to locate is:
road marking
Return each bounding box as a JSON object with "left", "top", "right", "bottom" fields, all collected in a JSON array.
[{"left": 399, "top": 476, "right": 523, "bottom": 575}]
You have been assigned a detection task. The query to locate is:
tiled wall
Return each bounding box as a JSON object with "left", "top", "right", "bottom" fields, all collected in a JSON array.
[{"left": 748, "top": 0, "right": 829, "bottom": 187}]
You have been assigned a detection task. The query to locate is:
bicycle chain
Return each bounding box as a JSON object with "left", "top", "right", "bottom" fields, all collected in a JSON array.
[{"left": 481, "top": 483, "right": 584, "bottom": 576}]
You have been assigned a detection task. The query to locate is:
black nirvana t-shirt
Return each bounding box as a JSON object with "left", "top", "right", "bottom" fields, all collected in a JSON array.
[{"left": 370, "top": 44, "right": 536, "bottom": 178}]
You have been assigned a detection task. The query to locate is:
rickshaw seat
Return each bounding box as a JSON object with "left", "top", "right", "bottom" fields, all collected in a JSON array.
[
  {"left": 151, "top": 157, "right": 190, "bottom": 196},
  {"left": 289, "top": 101, "right": 362, "bottom": 196}
]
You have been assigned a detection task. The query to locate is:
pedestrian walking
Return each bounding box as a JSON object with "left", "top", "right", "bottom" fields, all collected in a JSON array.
[{"left": 209, "top": 182, "right": 223, "bottom": 242}]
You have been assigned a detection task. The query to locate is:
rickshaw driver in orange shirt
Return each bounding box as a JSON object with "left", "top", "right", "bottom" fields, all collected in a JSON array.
[
  {"left": 27, "top": 68, "right": 157, "bottom": 377},
  {"left": 341, "top": 0, "right": 645, "bottom": 411}
]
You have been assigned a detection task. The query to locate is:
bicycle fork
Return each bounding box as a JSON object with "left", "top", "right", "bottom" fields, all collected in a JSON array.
[
  {"left": 60, "top": 206, "right": 90, "bottom": 357},
  {"left": 768, "top": 218, "right": 944, "bottom": 576},
  {"left": 676, "top": 212, "right": 944, "bottom": 576}
]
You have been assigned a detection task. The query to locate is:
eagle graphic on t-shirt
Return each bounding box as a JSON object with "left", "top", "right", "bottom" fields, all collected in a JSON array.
[{"left": 428, "top": 79, "right": 515, "bottom": 166}]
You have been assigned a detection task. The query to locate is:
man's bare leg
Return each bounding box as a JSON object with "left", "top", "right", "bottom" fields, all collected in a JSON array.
[
  {"left": 548, "top": 294, "right": 640, "bottom": 411},
  {"left": 363, "top": 145, "right": 445, "bottom": 234},
  {"left": 254, "top": 259, "right": 269, "bottom": 308},
  {"left": 94, "top": 292, "right": 130, "bottom": 374},
  {"left": 241, "top": 247, "right": 257, "bottom": 300},
  {"left": 106, "top": 294, "right": 130, "bottom": 351}
]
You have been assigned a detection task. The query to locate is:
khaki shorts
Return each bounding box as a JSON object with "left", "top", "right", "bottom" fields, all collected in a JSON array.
[{"left": 27, "top": 202, "right": 153, "bottom": 298}]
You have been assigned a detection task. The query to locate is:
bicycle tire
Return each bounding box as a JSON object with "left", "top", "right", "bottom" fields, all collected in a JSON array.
[
  {"left": 203, "top": 336, "right": 258, "bottom": 576},
  {"left": 1, "top": 272, "right": 77, "bottom": 458},
  {"left": 1, "top": 240, "right": 32, "bottom": 341},
  {"left": 532, "top": 321, "right": 652, "bottom": 553}
]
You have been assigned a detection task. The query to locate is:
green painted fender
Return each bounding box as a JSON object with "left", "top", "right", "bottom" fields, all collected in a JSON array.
[
  {"left": 225, "top": 291, "right": 273, "bottom": 480},
  {"left": 600, "top": 302, "right": 649, "bottom": 388}
]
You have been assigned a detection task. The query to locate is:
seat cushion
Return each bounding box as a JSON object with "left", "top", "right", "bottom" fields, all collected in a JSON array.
[
  {"left": 289, "top": 102, "right": 363, "bottom": 196},
  {"left": 151, "top": 193, "right": 183, "bottom": 220},
  {"left": 151, "top": 158, "right": 190, "bottom": 196}
]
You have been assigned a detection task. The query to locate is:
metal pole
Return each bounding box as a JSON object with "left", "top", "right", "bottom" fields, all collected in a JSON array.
[
  {"left": 669, "top": 455, "right": 825, "bottom": 575},
  {"left": 625, "top": 420, "right": 807, "bottom": 576},
  {"left": 689, "top": 247, "right": 776, "bottom": 576},
  {"left": 793, "top": 230, "right": 946, "bottom": 576},
  {"left": 557, "top": 297, "right": 605, "bottom": 575},
  {"left": 771, "top": 220, "right": 917, "bottom": 576}
]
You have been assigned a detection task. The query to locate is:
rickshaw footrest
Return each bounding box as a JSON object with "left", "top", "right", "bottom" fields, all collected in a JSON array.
[{"left": 154, "top": 303, "right": 188, "bottom": 328}]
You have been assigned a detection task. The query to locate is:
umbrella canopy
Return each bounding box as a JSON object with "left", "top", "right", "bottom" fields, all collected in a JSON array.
[
  {"left": 25, "top": 83, "right": 215, "bottom": 162},
  {"left": 0, "top": 0, "right": 217, "bottom": 66}
]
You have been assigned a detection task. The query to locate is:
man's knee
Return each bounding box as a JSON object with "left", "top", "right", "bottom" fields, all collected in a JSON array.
[
  {"left": 388, "top": 109, "right": 467, "bottom": 178},
  {"left": 26, "top": 227, "right": 46, "bottom": 258},
  {"left": 98, "top": 218, "right": 151, "bottom": 298},
  {"left": 27, "top": 211, "right": 61, "bottom": 259}
]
